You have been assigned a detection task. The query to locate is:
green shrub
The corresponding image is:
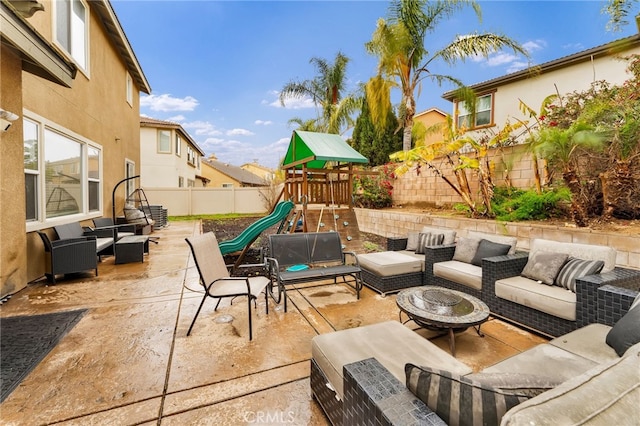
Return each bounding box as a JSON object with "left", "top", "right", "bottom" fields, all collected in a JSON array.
[{"left": 492, "top": 187, "right": 571, "bottom": 221}]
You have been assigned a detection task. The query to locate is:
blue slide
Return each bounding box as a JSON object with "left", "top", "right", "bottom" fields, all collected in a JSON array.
[{"left": 218, "top": 200, "right": 295, "bottom": 255}]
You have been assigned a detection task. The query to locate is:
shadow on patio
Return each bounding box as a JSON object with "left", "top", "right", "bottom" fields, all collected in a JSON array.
[{"left": 0, "top": 221, "right": 546, "bottom": 425}]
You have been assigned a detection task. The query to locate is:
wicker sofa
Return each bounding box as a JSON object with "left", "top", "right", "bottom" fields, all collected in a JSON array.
[{"left": 311, "top": 289, "right": 640, "bottom": 425}]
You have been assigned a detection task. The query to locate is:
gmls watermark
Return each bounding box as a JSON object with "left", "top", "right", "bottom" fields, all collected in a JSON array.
[{"left": 243, "top": 411, "right": 296, "bottom": 424}]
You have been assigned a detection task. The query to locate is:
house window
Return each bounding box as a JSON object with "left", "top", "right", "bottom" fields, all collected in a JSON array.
[
  {"left": 55, "top": 0, "right": 88, "bottom": 71},
  {"left": 186, "top": 146, "right": 196, "bottom": 166},
  {"left": 178, "top": 176, "right": 184, "bottom": 187},
  {"left": 126, "top": 72, "right": 133, "bottom": 106},
  {"left": 158, "top": 130, "right": 171, "bottom": 153},
  {"left": 456, "top": 93, "right": 493, "bottom": 129},
  {"left": 222, "top": 183, "right": 233, "bottom": 188},
  {"left": 24, "top": 114, "right": 102, "bottom": 226},
  {"left": 24, "top": 119, "right": 39, "bottom": 221},
  {"left": 187, "top": 179, "right": 195, "bottom": 187},
  {"left": 175, "top": 134, "right": 181, "bottom": 156}
]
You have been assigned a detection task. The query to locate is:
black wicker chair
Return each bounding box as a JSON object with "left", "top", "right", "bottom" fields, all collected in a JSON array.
[
  {"left": 37, "top": 231, "right": 98, "bottom": 283},
  {"left": 92, "top": 217, "right": 136, "bottom": 240}
]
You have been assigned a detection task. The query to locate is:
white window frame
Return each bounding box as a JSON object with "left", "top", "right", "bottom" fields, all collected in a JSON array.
[
  {"left": 158, "top": 130, "right": 171, "bottom": 153},
  {"left": 126, "top": 72, "right": 133, "bottom": 106},
  {"left": 24, "top": 110, "right": 103, "bottom": 232},
  {"left": 175, "top": 134, "right": 182, "bottom": 156},
  {"left": 54, "top": 0, "right": 89, "bottom": 74},
  {"left": 222, "top": 183, "right": 234, "bottom": 188},
  {"left": 456, "top": 93, "right": 494, "bottom": 130}
]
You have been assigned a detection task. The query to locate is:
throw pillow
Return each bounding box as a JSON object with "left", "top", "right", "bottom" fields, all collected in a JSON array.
[
  {"left": 470, "top": 239, "right": 512, "bottom": 267},
  {"left": 465, "top": 372, "right": 562, "bottom": 398},
  {"left": 452, "top": 237, "right": 481, "bottom": 263},
  {"left": 520, "top": 251, "right": 569, "bottom": 285},
  {"left": 555, "top": 257, "right": 605, "bottom": 292},
  {"left": 406, "top": 233, "right": 420, "bottom": 251},
  {"left": 415, "top": 232, "right": 445, "bottom": 254},
  {"left": 406, "top": 364, "right": 531, "bottom": 426},
  {"left": 605, "top": 304, "right": 640, "bottom": 357}
]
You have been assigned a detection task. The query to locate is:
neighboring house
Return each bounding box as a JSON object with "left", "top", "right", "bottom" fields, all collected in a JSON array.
[
  {"left": 443, "top": 34, "right": 640, "bottom": 138},
  {"left": 412, "top": 107, "right": 448, "bottom": 145},
  {"left": 241, "top": 160, "right": 275, "bottom": 182},
  {"left": 139, "top": 117, "right": 207, "bottom": 188},
  {"left": 0, "top": 0, "right": 150, "bottom": 296},
  {"left": 201, "top": 156, "right": 267, "bottom": 188}
]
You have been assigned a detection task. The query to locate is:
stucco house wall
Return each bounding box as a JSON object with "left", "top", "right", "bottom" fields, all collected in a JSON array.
[
  {"left": 393, "top": 36, "right": 640, "bottom": 208},
  {"left": 1, "top": 0, "right": 150, "bottom": 290},
  {"left": 200, "top": 161, "right": 242, "bottom": 187},
  {"left": 139, "top": 118, "right": 205, "bottom": 189}
]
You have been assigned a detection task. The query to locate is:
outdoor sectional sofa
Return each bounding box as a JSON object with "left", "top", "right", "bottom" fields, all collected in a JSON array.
[
  {"left": 425, "top": 236, "right": 640, "bottom": 337},
  {"left": 311, "top": 289, "right": 640, "bottom": 425}
]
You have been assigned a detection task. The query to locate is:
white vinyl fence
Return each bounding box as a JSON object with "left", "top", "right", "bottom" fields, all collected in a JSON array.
[{"left": 141, "top": 187, "right": 271, "bottom": 216}]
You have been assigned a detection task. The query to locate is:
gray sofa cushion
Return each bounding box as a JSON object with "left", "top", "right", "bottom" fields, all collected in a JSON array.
[
  {"left": 529, "top": 238, "right": 616, "bottom": 273},
  {"left": 406, "top": 233, "right": 419, "bottom": 251},
  {"left": 520, "top": 251, "right": 569, "bottom": 285},
  {"left": 311, "top": 321, "right": 471, "bottom": 399},
  {"left": 357, "top": 251, "right": 423, "bottom": 276},
  {"left": 549, "top": 323, "right": 618, "bottom": 364},
  {"left": 466, "top": 372, "right": 562, "bottom": 397},
  {"left": 605, "top": 304, "right": 640, "bottom": 356},
  {"left": 452, "top": 237, "right": 481, "bottom": 263},
  {"left": 495, "top": 276, "right": 576, "bottom": 320},
  {"left": 406, "top": 364, "right": 531, "bottom": 426},
  {"left": 416, "top": 232, "right": 444, "bottom": 254},
  {"left": 500, "top": 342, "right": 640, "bottom": 426},
  {"left": 467, "top": 231, "right": 517, "bottom": 254},
  {"left": 471, "top": 239, "right": 511, "bottom": 266},
  {"left": 555, "top": 258, "right": 605, "bottom": 292},
  {"left": 421, "top": 226, "right": 456, "bottom": 245},
  {"left": 434, "top": 260, "right": 483, "bottom": 290}
]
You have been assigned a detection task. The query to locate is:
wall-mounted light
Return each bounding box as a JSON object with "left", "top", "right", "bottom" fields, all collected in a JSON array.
[{"left": 0, "top": 109, "right": 19, "bottom": 132}]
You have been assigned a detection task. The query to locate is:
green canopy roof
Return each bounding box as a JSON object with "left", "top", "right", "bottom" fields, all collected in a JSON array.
[{"left": 282, "top": 130, "right": 368, "bottom": 169}]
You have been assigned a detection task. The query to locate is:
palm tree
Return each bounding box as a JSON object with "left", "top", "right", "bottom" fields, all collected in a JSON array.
[
  {"left": 279, "top": 52, "right": 360, "bottom": 135},
  {"left": 603, "top": 0, "right": 639, "bottom": 31},
  {"left": 365, "top": 0, "right": 528, "bottom": 152}
]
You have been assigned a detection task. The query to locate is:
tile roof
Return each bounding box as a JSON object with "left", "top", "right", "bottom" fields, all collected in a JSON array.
[{"left": 202, "top": 158, "right": 267, "bottom": 186}]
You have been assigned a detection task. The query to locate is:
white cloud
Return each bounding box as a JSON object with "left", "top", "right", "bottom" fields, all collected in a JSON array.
[
  {"left": 506, "top": 61, "right": 530, "bottom": 73},
  {"left": 523, "top": 39, "right": 546, "bottom": 53},
  {"left": 263, "top": 90, "right": 315, "bottom": 109},
  {"left": 168, "top": 114, "right": 186, "bottom": 122},
  {"left": 486, "top": 52, "right": 519, "bottom": 67},
  {"left": 140, "top": 94, "right": 199, "bottom": 112},
  {"left": 182, "top": 120, "right": 223, "bottom": 137},
  {"left": 255, "top": 120, "right": 273, "bottom": 125},
  {"left": 562, "top": 42, "right": 584, "bottom": 51},
  {"left": 200, "top": 136, "right": 289, "bottom": 169},
  {"left": 226, "top": 128, "right": 255, "bottom": 136}
]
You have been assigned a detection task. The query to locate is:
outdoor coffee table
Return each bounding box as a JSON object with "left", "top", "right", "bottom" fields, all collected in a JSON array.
[
  {"left": 396, "top": 286, "right": 490, "bottom": 356},
  {"left": 115, "top": 235, "right": 149, "bottom": 264}
]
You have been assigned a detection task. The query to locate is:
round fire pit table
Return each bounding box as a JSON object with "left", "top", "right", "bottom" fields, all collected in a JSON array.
[{"left": 396, "top": 286, "right": 490, "bottom": 356}]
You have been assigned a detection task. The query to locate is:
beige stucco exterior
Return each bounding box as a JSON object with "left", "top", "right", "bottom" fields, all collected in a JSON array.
[
  {"left": 413, "top": 108, "right": 447, "bottom": 145},
  {"left": 1, "top": 0, "right": 150, "bottom": 295},
  {"left": 200, "top": 161, "right": 243, "bottom": 188},
  {"left": 139, "top": 119, "right": 205, "bottom": 188},
  {"left": 241, "top": 161, "right": 275, "bottom": 182}
]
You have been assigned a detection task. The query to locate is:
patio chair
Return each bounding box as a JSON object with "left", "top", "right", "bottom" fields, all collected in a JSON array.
[
  {"left": 185, "top": 232, "right": 270, "bottom": 340},
  {"left": 37, "top": 231, "right": 98, "bottom": 283},
  {"left": 92, "top": 217, "right": 136, "bottom": 240}
]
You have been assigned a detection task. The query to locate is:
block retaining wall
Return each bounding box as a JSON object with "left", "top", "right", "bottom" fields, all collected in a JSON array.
[{"left": 354, "top": 208, "right": 640, "bottom": 270}]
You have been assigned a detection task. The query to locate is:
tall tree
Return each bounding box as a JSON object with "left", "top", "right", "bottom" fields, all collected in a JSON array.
[
  {"left": 351, "top": 93, "right": 402, "bottom": 166},
  {"left": 365, "top": 0, "right": 527, "bottom": 152},
  {"left": 603, "top": 0, "right": 639, "bottom": 31},
  {"left": 280, "top": 52, "right": 360, "bottom": 134}
]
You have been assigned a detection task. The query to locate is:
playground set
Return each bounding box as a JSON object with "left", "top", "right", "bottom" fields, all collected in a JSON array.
[{"left": 219, "top": 130, "right": 373, "bottom": 269}]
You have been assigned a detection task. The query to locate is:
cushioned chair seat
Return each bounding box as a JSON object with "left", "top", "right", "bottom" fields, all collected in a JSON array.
[
  {"left": 433, "top": 260, "right": 482, "bottom": 290},
  {"left": 500, "top": 342, "right": 640, "bottom": 426},
  {"left": 357, "top": 251, "right": 422, "bottom": 276},
  {"left": 311, "top": 321, "right": 472, "bottom": 400},
  {"left": 549, "top": 323, "right": 618, "bottom": 364},
  {"left": 95, "top": 237, "right": 114, "bottom": 253},
  {"left": 495, "top": 276, "right": 577, "bottom": 321}
]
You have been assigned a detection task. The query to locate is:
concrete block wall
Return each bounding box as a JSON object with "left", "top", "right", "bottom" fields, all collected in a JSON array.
[
  {"left": 392, "top": 145, "right": 542, "bottom": 207},
  {"left": 354, "top": 208, "right": 640, "bottom": 270}
]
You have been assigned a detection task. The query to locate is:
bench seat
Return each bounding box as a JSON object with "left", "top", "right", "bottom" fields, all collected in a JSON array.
[{"left": 495, "top": 276, "right": 577, "bottom": 321}]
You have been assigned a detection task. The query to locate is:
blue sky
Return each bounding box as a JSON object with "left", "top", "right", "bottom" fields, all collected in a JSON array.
[{"left": 111, "top": 1, "right": 638, "bottom": 169}]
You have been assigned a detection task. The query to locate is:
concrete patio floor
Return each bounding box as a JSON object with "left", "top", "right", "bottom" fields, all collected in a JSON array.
[{"left": 0, "top": 221, "right": 547, "bottom": 425}]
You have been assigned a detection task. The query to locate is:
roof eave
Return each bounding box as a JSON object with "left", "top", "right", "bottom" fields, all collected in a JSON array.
[
  {"left": 442, "top": 34, "right": 640, "bottom": 101},
  {"left": 1, "top": 1, "right": 76, "bottom": 87},
  {"left": 92, "top": 0, "right": 151, "bottom": 94}
]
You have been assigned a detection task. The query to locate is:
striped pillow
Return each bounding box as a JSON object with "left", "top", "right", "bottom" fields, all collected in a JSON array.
[
  {"left": 415, "top": 232, "right": 445, "bottom": 254},
  {"left": 555, "top": 257, "right": 605, "bottom": 292},
  {"left": 406, "top": 364, "right": 530, "bottom": 426}
]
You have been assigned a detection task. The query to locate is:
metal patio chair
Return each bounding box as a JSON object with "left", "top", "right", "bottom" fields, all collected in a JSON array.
[{"left": 185, "top": 232, "right": 270, "bottom": 340}]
